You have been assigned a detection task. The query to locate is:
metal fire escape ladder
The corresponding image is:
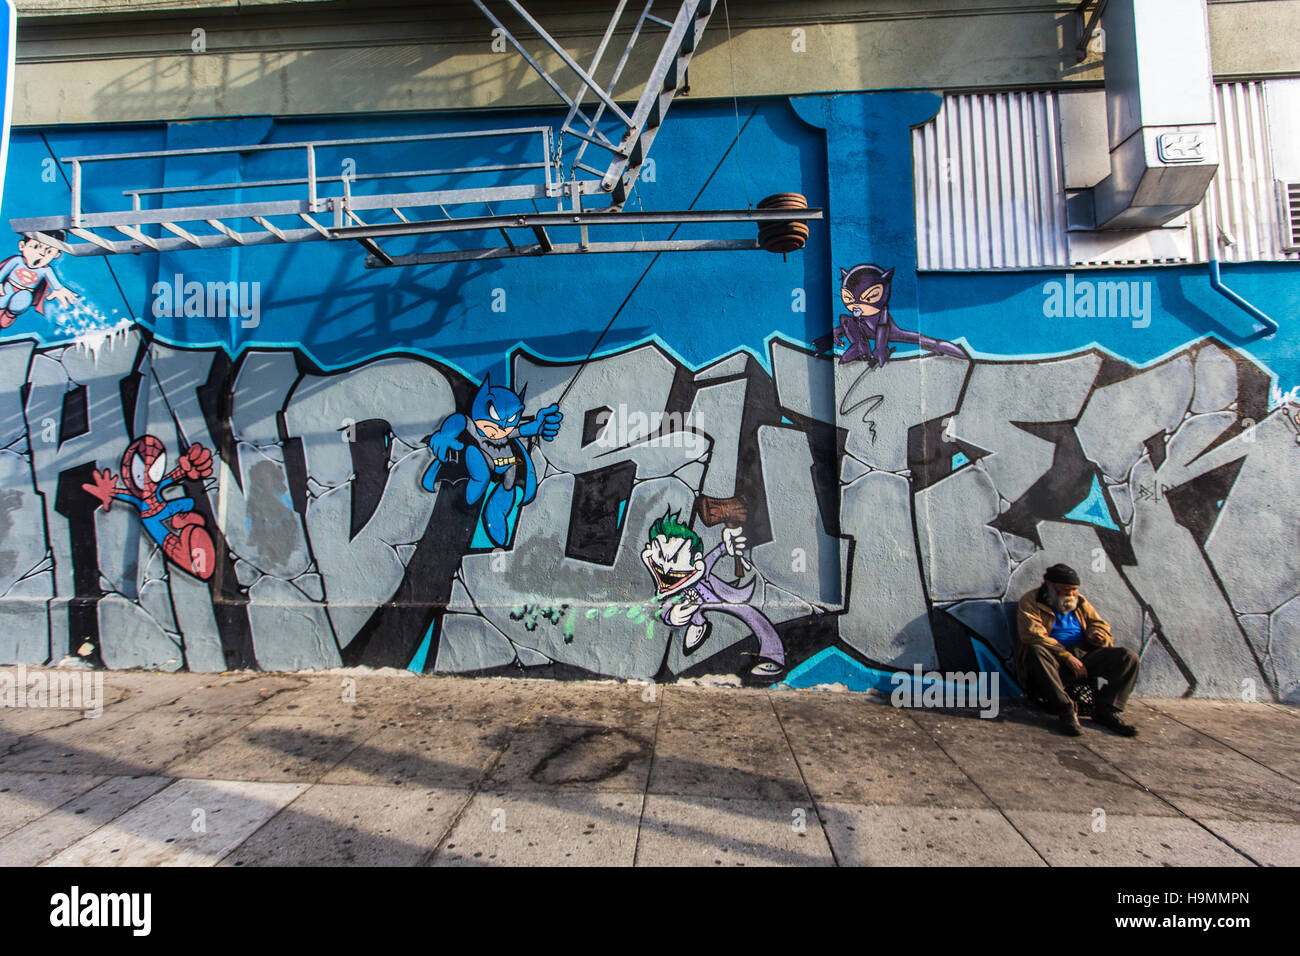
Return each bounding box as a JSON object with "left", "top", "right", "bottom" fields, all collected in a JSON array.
[
  {"left": 474, "top": 0, "right": 716, "bottom": 207},
  {"left": 8, "top": 1, "right": 825, "bottom": 268},
  {"left": 605, "top": 0, "right": 715, "bottom": 207}
]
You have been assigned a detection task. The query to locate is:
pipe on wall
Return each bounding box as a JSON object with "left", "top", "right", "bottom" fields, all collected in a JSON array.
[{"left": 1207, "top": 259, "right": 1279, "bottom": 335}]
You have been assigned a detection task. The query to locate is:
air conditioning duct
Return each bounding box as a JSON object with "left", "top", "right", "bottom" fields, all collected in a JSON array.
[{"left": 1090, "top": 0, "right": 1220, "bottom": 229}]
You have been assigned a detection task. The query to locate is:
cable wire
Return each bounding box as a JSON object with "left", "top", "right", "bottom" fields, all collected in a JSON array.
[{"left": 553, "top": 104, "right": 759, "bottom": 411}]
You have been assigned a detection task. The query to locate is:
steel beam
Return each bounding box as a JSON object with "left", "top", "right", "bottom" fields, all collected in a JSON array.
[
  {"left": 365, "top": 237, "right": 762, "bottom": 267},
  {"left": 331, "top": 206, "right": 822, "bottom": 241}
]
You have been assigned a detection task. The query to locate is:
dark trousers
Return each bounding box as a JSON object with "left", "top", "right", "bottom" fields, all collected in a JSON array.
[{"left": 1020, "top": 644, "right": 1139, "bottom": 716}]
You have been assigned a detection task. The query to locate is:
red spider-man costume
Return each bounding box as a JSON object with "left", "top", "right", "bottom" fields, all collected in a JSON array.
[{"left": 82, "top": 435, "right": 217, "bottom": 580}]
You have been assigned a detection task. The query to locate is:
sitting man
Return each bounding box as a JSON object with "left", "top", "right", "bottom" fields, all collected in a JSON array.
[{"left": 1016, "top": 564, "right": 1140, "bottom": 737}]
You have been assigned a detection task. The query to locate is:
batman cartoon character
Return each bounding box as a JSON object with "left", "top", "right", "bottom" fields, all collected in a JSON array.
[
  {"left": 827, "top": 263, "right": 967, "bottom": 367},
  {"left": 422, "top": 375, "right": 562, "bottom": 547}
]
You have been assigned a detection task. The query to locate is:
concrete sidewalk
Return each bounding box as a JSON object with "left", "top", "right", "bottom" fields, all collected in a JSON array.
[{"left": 0, "top": 668, "right": 1297, "bottom": 866}]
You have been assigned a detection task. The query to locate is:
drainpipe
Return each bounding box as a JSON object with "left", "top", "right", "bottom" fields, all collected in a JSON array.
[
  {"left": 1205, "top": 201, "right": 1279, "bottom": 336},
  {"left": 1207, "top": 260, "right": 1279, "bottom": 336}
]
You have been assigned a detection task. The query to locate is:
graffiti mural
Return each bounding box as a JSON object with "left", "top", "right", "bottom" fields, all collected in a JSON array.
[
  {"left": 0, "top": 327, "right": 1295, "bottom": 702},
  {"left": 642, "top": 509, "right": 785, "bottom": 677},
  {"left": 82, "top": 436, "right": 217, "bottom": 580},
  {"left": 0, "top": 233, "right": 79, "bottom": 329},
  {"left": 818, "top": 263, "right": 966, "bottom": 366},
  {"left": 422, "top": 375, "right": 563, "bottom": 548}
]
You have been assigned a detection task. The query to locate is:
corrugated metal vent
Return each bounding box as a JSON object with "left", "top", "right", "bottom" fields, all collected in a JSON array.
[
  {"left": 1282, "top": 182, "right": 1300, "bottom": 252},
  {"left": 1187, "top": 81, "right": 1298, "bottom": 263},
  {"left": 916, "top": 82, "right": 1300, "bottom": 269},
  {"left": 912, "top": 92, "right": 1069, "bottom": 271}
]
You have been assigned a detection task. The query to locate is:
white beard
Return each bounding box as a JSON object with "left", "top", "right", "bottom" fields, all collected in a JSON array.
[{"left": 1052, "top": 593, "right": 1079, "bottom": 614}]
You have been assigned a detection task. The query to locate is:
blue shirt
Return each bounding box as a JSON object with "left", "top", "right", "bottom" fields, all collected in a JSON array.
[{"left": 1050, "top": 609, "right": 1085, "bottom": 648}]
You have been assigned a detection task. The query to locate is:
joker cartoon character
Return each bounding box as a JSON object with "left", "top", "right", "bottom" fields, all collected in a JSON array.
[
  {"left": 422, "top": 374, "right": 562, "bottom": 548},
  {"left": 827, "top": 263, "right": 966, "bottom": 367},
  {"left": 641, "top": 509, "right": 785, "bottom": 678},
  {"left": 81, "top": 436, "right": 217, "bottom": 580},
  {"left": 0, "top": 233, "right": 79, "bottom": 328}
]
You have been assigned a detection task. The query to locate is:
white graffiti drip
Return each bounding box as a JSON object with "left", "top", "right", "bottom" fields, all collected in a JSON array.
[{"left": 53, "top": 300, "right": 134, "bottom": 362}]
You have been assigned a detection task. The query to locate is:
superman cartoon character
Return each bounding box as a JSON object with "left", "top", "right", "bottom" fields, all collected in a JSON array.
[
  {"left": 82, "top": 436, "right": 218, "bottom": 580},
  {"left": 0, "top": 233, "right": 80, "bottom": 329}
]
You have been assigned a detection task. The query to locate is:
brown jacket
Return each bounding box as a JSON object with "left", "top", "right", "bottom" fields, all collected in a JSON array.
[{"left": 1015, "top": 585, "right": 1112, "bottom": 677}]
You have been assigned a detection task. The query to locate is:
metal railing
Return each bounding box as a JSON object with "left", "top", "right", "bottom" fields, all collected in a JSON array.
[
  {"left": 8, "top": 1, "right": 762, "bottom": 267},
  {"left": 20, "top": 126, "right": 567, "bottom": 254}
]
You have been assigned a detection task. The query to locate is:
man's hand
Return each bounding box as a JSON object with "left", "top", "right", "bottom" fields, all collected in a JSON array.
[
  {"left": 81, "top": 468, "right": 119, "bottom": 511},
  {"left": 666, "top": 601, "right": 700, "bottom": 627},
  {"left": 1062, "top": 654, "right": 1088, "bottom": 680},
  {"left": 48, "top": 288, "right": 79, "bottom": 307},
  {"left": 1084, "top": 627, "right": 1108, "bottom": 647}
]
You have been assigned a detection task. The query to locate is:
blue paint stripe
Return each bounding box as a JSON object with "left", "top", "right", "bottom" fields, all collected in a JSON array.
[{"left": 408, "top": 620, "right": 436, "bottom": 673}]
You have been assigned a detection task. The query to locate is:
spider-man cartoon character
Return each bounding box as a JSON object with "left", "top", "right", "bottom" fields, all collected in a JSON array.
[{"left": 81, "top": 436, "right": 217, "bottom": 580}]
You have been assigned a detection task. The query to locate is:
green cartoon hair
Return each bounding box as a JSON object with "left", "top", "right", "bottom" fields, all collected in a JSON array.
[{"left": 647, "top": 509, "right": 703, "bottom": 558}]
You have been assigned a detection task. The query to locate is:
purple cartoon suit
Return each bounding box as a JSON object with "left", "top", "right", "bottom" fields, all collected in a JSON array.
[{"left": 660, "top": 544, "right": 785, "bottom": 665}]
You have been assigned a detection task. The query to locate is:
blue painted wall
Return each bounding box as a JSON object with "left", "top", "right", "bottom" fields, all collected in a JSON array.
[{"left": 0, "top": 91, "right": 1295, "bottom": 702}]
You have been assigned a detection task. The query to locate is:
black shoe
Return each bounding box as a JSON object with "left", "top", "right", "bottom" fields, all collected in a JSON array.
[
  {"left": 683, "top": 621, "right": 711, "bottom": 655},
  {"left": 1092, "top": 709, "right": 1138, "bottom": 737},
  {"left": 1058, "top": 707, "right": 1083, "bottom": 737}
]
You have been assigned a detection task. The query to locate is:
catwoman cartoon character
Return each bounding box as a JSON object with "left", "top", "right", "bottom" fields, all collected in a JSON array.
[
  {"left": 827, "top": 263, "right": 966, "bottom": 367},
  {"left": 81, "top": 435, "right": 217, "bottom": 580},
  {"left": 422, "top": 375, "right": 562, "bottom": 548}
]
